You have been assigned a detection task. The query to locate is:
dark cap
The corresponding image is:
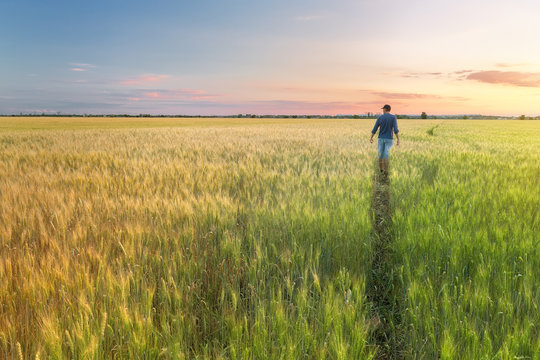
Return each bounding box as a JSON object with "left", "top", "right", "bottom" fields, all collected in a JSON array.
[{"left": 381, "top": 104, "right": 391, "bottom": 111}]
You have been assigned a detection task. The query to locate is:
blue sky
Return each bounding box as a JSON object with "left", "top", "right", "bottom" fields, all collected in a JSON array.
[{"left": 2, "top": 0, "right": 540, "bottom": 115}]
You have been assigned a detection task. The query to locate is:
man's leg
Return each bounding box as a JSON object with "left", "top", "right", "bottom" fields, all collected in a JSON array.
[
  {"left": 383, "top": 139, "right": 392, "bottom": 176},
  {"left": 377, "top": 139, "right": 385, "bottom": 172}
]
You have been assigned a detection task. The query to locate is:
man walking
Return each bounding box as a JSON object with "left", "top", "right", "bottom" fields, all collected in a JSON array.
[{"left": 370, "top": 104, "right": 400, "bottom": 177}]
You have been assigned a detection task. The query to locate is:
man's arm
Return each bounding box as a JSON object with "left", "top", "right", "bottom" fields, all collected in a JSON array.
[
  {"left": 394, "top": 116, "right": 400, "bottom": 146},
  {"left": 370, "top": 118, "right": 380, "bottom": 143}
]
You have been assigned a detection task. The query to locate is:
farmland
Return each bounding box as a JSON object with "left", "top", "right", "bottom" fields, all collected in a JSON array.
[{"left": 0, "top": 117, "right": 538, "bottom": 359}]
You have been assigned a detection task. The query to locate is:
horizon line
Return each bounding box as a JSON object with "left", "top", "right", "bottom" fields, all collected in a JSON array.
[{"left": 1, "top": 113, "right": 538, "bottom": 119}]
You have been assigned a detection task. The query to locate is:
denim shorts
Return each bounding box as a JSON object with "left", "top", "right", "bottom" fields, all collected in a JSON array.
[{"left": 377, "top": 138, "right": 393, "bottom": 159}]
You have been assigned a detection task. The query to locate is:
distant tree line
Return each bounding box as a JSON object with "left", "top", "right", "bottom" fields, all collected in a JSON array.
[{"left": 2, "top": 113, "right": 539, "bottom": 120}]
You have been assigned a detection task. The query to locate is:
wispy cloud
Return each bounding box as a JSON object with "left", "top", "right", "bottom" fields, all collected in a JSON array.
[
  {"left": 367, "top": 91, "right": 441, "bottom": 100},
  {"left": 466, "top": 71, "right": 540, "bottom": 87},
  {"left": 361, "top": 90, "right": 469, "bottom": 102},
  {"left": 70, "top": 63, "right": 96, "bottom": 68},
  {"left": 453, "top": 69, "right": 474, "bottom": 75},
  {"left": 495, "top": 62, "right": 533, "bottom": 68},
  {"left": 120, "top": 74, "right": 170, "bottom": 86},
  {"left": 397, "top": 67, "right": 540, "bottom": 88},
  {"left": 400, "top": 72, "right": 443, "bottom": 78},
  {"left": 294, "top": 15, "right": 324, "bottom": 22},
  {"left": 122, "top": 88, "right": 223, "bottom": 102},
  {"left": 69, "top": 63, "right": 96, "bottom": 72}
]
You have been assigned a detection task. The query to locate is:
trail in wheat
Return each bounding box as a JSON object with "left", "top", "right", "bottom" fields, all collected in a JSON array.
[{"left": 367, "top": 168, "right": 403, "bottom": 359}]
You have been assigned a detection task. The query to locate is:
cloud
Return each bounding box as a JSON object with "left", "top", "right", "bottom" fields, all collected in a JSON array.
[
  {"left": 398, "top": 68, "right": 540, "bottom": 87},
  {"left": 495, "top": 62, "right": 532, "bottom": 68},
  {"left": 143, "top": 89, "right": 221, "bottom": 101},
  {"left": 294, "top": 15, "right": 324, "bottom": 21},
  {"left": 400, "top": 72, "right": 443, "bottom": 78},
  {"left": 118, "top": 88, "right": 223, "bottom": 102},
  {"left": 360, "top": 90, "right": 468, "bottom": 102},
  {"left": 453, "top": 69, "right": 474, "bottom": 75},
  {"left": 367, "top": 90, "right": 442, "bottom": 100},
  {"left": 69, "top": 63, "right": 96, "bottom": 72},
  {"left": 466, "top": 71, "right": 540, "bottom": 87},
  {"left": 120, "top": 74, "right": 170, "bottom": 85},
  {"left": 70, "top": 63, "right": 96, "bottom": 68}
]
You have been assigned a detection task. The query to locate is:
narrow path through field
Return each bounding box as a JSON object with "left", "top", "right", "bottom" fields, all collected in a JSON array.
[{"left": 366, "top": 168, "right": 403, "bottom": 359}]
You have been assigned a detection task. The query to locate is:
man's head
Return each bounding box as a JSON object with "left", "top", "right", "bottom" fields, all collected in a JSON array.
[{"left": 381, "top": 104, "right": 391, "bottom": 113}]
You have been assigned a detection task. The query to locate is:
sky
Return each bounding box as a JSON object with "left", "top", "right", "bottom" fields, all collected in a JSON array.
[{"left": 1, "top": 0, "right": 540, "bottom": 116}]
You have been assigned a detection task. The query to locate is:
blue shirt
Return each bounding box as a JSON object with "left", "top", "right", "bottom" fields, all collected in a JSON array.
[{"left": 372, "top": 113, "right": 399, "bottom": 139}]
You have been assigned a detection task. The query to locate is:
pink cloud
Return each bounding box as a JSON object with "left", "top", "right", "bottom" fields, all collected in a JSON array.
[
  {"left": 466, "top": 71, "right": 540, "bottom": 87},
  {"left": 359, "top": 90, "right": 468, "bottom": 102},
  {"left": 120, "top": 74, "right": 170, "bottom": 85},
  {"left": 368, "top": 91, "right": 441, "bottom": 100},
  {"left": 68, "top": 63, "right": 96, "bottom": 72},
  {"left": 453, "top": 69, "right": 474, "bottom": 75},
  {"left": 400, "top": 72, "right": 443, "bottom": 78},
  {"left": 495, "top": 62, "right": 532, "bottom": 68},
  {"left": 294, "top": 15, "right": 324, "bottom": 21},
  {"left": 141, "top": 89, "right": 221, "bottom": 101},
  {"left": 144, "top": 92, "right": 161, "bottom": 99},
  {"left": 70, "top": 63, "right": 96, "bottom": 68}
]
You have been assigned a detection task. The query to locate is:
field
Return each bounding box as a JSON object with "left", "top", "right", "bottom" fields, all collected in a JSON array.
[{"left": 0, "top": 117, "right": 538, "bottom": 359}]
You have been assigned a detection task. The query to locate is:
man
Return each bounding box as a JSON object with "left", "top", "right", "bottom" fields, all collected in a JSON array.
[{"left": 370, "top": 104, "right": 400, "bottom": 176}]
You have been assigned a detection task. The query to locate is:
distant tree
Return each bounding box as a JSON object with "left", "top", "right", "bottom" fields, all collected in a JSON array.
[
  {"left": 519, "top": 115, "right": 526, "bottom": 120},
  {"left": 237, "top": 114, "right": 242, "bottom": 118},
  {"left": 353, "top": 114, "right": 360, "bottom": 119},
  {"left": 463, "top": 115, "right": 468, "bottom": 119},
  {"left": 421, "top": 112, "right": 428, "bottom": 119},
  {"left": 251, "top": 114, "right": 256, "bottom": 118},
  {"left": 292, "top": 115, "right": 298, "bottom": 118}
]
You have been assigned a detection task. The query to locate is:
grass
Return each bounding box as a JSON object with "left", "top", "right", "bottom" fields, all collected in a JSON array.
[
  {"left": 426, "top": 123, "right": 440, "bottom": 136},
  {"left": 392, "top": 121, "right": 539, "bottom": 359},
  {"left": 0, "top": 116, "right": 332, "bottom": 132},
  {"left": 0, "top": 117, "right": 538, "bottom": 359}
]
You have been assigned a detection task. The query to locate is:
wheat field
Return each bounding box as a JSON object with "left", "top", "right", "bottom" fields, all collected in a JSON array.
[{"left": 0, "top": 117, "right": 538, "bottom": 359}]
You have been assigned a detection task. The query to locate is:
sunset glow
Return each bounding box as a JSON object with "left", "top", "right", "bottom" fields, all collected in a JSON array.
[{"left": 1, "top": 0, "right": 540, "bottom": 116}]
